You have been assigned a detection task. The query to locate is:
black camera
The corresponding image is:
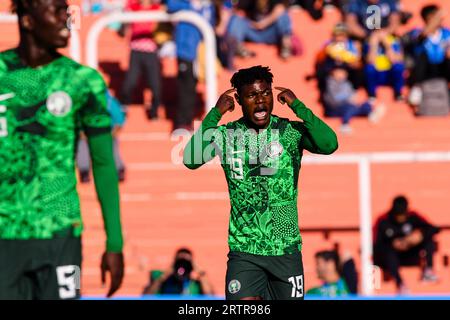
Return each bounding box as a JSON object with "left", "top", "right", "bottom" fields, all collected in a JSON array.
[{"left": 173, "top": 258, "right": 193, "bottom": 280}]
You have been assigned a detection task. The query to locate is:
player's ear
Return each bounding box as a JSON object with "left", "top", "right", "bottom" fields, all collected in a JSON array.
[{"left": 21, "top": 15, "right": 34, "bottom": 31}]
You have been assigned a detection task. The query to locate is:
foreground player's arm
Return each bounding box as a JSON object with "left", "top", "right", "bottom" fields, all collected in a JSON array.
[
  {"left": 87, "top": 134, "right": 123, "bottom": 252},
  {"left": 183, "top": 89, "right": 235, "bottom": 169},
  {"left": 81, "top": 69, "right": 124, "bottom": 297},
  {"left": 275, "top": 87, "right": 338, "bottom": 154}
]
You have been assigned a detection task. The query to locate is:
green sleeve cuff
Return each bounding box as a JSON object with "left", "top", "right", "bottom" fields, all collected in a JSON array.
[{"left": 87, "top": 133, "right": 124, "bottom": 252}]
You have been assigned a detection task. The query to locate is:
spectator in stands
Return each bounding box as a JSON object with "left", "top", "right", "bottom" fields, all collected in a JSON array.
[
  {"left": 306, "top": 250, "right": 357, "bottom": 297},
  {"left": 120, "top": 0, "right": 162, "bottom": 120},
  {"left": 77, "top": 90, "right": 127, "bottom": 183},
  {"left": 364, "top": 29, "right": 405, "bottom": 101},
  {"left": 373, "top": 195, "right": 441, "bottom": 294},
  {"left": 227, "top": 0, "right": 294, "bottom": 59},
  {"left": 323, "top": 65, "right": 385, "bottom": 134},
  {"left": 167, "top": 0, "right": 216, "bottom": 131},
  {"left": 291, "top": 0, "right": 326, "bottom": 21},
  {"left": 344, "top": 0, "right": 401, "bottom": 40},
  {"left": 214, "top": 0, "right": 236, "bottom": 70},
  {"left": 143, "top": 247, "right": 215, "bottom": 295},
  {"left": 315, "top": 22, "right": 363, "bottom": 91},
  {"left": 406, "top": 4, "right": 450, "bottom": 106}
]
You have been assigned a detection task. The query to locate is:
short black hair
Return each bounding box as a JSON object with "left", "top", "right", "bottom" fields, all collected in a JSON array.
[
  {"left": 11, "top": 0, "right": 41, "bottom": 17},
  {"left": 420, "top": 4, "right": 439, "bottom": 22},
  {"left": 315, "top": 250, "right": 341, "bottom": 273},
  {"left": 230, "top": 65, "right": 274, "bottom": 94},
  {"left": 330, "top": 62, "right": 348, "bottom": 72},
  {"left": 11, "top": 0, "right": 28, "bottom": 16},
  {"left": 176, "top": 247, "right": 192, "bottom": 256},
  {"left": 390, "top": 195, "right": 408, "bottom": 216}
]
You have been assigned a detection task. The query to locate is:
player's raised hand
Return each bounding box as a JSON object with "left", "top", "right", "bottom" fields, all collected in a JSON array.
[
  {"left": 215, "top": 88, "right": 236, "bottom": 115},
  {"left": 274, "top": 87, "right": 297, "bottom": 107},
  {"left": 101, "top": 251, "right": 125, "bottom": 298}
]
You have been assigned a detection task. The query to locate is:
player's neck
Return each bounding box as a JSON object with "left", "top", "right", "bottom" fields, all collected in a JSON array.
[
  {"left": 243, "top": 118, "right": 271, "bottom": 132},
  {"left": 325, "top": 273, "right": 341, "bottom": 284},
  {"left": 18, "top": 35, "right": 60, "bottom": 68}
]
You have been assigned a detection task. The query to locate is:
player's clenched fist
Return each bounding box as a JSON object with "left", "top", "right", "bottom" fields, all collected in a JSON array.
[
  {"left": 274, "top": 87, "right": 297, "bottom": 107},
  {"left": 215, "top": 88, "right": 237, "bottom": 115}
]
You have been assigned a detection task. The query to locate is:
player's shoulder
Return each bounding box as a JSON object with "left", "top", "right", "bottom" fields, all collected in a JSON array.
[
  {"left": 65, "top": 60, "right": 107, "bottom": 95},
  {"left": 0, "top": 48, "right": 19, "bottom": 72},
  {"left": 70, "top": 60, "right": 106, "bottom": 84},
  {"left": 222, "top": 118, "right": 246, "bottom": 131},
  {"left": 272, "top": 115, "right": 305, "bottom": 133},
  {"left": 375, "top": 213, "right": 391, "bottom": 227}
]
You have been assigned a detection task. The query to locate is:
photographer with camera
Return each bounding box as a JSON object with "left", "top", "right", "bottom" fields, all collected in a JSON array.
[{"left": 143, "top": 248, "right": 215, "bottom": 296}]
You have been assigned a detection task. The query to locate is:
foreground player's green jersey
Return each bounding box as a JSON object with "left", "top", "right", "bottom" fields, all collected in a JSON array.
[
  {"left": 184, "top": 99, "right": 338, "bottom": 256},
  {"left": 0, "top": 49, "right": 111, "bottom": 239}
]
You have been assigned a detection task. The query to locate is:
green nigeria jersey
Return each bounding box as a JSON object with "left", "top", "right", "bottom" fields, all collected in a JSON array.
[
  {"left": 0, "top": 49, "right": 112, "bottom": 239},
  {"left": 184, "top": 99, "right": 338, "bottom": 256}
]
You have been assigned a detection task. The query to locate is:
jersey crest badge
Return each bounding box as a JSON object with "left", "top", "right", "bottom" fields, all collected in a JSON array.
[
  {"left": 228, "top": 279, "right": 241, "bottom": 294},
  {"left": 266, "top": 141, "right": 284, "bottom": 159},
  {"left": 46, "top": 91, "right": 72, "bottom": 117}
]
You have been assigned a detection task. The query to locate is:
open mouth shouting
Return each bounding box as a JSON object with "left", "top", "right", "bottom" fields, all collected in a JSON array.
[{"left": 253, "top": 105, "right": 269, "bottom": 124}]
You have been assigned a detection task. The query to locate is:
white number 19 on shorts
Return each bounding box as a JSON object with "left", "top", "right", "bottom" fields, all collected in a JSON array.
[{"left": 288, "top": 275, "right": 304, "bottom": 298}]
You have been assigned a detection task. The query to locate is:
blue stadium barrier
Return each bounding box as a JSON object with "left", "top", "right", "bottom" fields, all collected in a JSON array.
[
  {"left": 81, "top": 295, "right": 224, "bottom": 300},
  {"left": 81, "top": 294, "right": 450, "bottom": 300}
]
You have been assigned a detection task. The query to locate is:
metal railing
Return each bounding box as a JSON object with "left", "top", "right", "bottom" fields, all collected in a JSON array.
[{"left": 85, "top": 10, "right": 218, "bottom": 110}]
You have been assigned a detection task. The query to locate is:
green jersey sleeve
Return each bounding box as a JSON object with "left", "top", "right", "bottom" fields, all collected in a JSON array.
[
  {"left": 79, "top": 68, "right": 112, "bottom": 136},
  {"left": 290, "top": 99, "right": 338, "bottom": 155},
  {"left": 183, "top": 107, "right": 223, "bottom": 170},
  {"left": 88, "top": 133, "right": 123, "bottom": 252}
]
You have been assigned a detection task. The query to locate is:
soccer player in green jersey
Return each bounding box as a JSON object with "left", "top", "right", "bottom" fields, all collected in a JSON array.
[
  {"left": 183, "top": 66, "right": 338, "bottom": 300},
  {"left": 0, "top": 0, "right": 124, "bottom": 299}
]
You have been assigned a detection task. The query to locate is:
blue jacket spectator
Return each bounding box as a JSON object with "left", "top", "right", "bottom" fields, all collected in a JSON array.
[
  {"left": 167, "top": 0, "right": 216, "bottom": 62},
  {"left": 410, "top": 27, "right": 450, "bottom": 64},
  {"left": 406, "top": 4, "right": 450, "bottom": 86},
  {"left": 167, "top": 0, "right": 216, "bottom": 131}
]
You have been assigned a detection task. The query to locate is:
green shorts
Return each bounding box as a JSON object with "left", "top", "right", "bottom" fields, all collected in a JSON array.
[
  {"left": 0, "top": 228, "right": 82, "bottom": 300},
  {"left": 225, "top": 250, "right": 305, "bottom": 300}
]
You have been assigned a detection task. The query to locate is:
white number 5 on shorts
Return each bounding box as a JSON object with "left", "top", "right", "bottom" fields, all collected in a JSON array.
[{"left": 56, "top": 265, "right": 80, "bottom": 299}]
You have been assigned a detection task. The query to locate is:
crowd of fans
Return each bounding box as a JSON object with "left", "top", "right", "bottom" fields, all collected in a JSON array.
[
  {"left": 79, "top": 0, "right": 449, "bottom": 135},
  {"left": 311, "top": 0, "right": 450, "bottom": 132}
]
